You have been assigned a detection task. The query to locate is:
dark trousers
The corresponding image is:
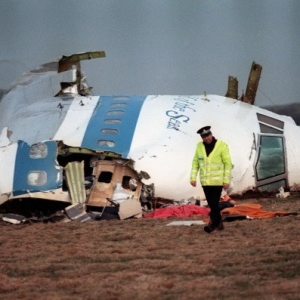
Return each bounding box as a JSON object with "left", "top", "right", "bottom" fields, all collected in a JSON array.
[{"left": 202, "top": 186, "right": 223, "bottom": 228}]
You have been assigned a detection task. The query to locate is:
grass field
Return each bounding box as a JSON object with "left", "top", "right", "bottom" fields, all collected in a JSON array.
[{"left": 1, "top": 195, "right": 300, "bottom": 299}]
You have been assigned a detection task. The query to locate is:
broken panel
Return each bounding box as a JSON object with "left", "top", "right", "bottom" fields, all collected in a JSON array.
[
  {"left": 13, "top": 140, "right": 62, "bottom": 196},
  {"left": 87, "top": 160, "right": 142, "bottom": 207}
]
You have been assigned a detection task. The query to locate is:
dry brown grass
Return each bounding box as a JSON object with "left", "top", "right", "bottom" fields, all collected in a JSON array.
[{"left": 1, "top": 196, "right": 300, "bottom": 299}]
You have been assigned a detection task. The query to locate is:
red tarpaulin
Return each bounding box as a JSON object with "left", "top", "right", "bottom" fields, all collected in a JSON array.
[{"left": 143, "top": 204, "right": 210, "bottom": 219}]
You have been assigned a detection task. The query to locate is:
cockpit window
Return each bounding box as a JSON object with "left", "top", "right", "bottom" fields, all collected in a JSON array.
[
  {"left": 258, "top": 123, "right": 283, "bottom": 134},
  {"left": 256, "top": 113, "right": 284, "bottom": 129},
  {"left": 254, "top": 132, "right": 288, "bottom": 192},
  {"left": 256, "top": 113, "right": 284, "bottom": 134},
  {"left": 255, "top": 136, "right": 285, "bottom": 181}
]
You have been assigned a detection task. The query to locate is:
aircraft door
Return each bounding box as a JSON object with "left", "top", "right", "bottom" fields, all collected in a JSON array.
[{"left": 254, "top": 134, "right": 288, "bottom": 192}]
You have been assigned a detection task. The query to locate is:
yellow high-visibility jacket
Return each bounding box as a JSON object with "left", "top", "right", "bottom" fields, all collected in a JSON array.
[{"left": 190, "top": 140, "right": 232, "bottom": 186}]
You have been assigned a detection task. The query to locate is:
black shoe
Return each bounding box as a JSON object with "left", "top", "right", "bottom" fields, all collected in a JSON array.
[
  {"left": 204, "top": 225, "right": 215, "bottom": 233},
  {"left": 217, "top": 221, "right": 224, "bottom": 231}
]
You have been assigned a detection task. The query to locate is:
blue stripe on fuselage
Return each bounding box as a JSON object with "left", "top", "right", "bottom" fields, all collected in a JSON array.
[{"left": 81, "top": 95, "right": 147, "bottom": 157}]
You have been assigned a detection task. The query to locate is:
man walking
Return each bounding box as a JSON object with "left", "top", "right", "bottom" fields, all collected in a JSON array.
[{"left": 190, "top": 126, "right": 232, "bottom": 233}]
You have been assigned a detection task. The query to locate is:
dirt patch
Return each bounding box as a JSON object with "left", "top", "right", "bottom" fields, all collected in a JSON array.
[{"left": 1, "top": 195, "right": 300, "bottom": 299}]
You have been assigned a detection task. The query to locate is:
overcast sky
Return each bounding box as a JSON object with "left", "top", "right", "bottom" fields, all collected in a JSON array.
[{"left": 1, "top": 0, "right": 300, "bottom": 107}]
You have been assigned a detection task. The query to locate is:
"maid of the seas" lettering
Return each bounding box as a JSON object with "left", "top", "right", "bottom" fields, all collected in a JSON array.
[{"left": 166, "top": 96, "right": 198, "bottom": 130}]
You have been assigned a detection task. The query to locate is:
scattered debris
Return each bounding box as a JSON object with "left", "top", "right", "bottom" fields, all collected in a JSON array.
[
  {"left": 276, "top": 187, "right": 290, "bottom": 199},
  {"left": 166, "top": 220, "right": 206, "bottom": 226},
  {"left": 221, "top": 203, "right": 297, "bottom": 219},
  {"left": 1, "top": 213, "right": 27, "bottom": 224},
  {"left": 65, "top": 203, "right": 91, "bottom": 222},
  {"left": 118, "top": 198, "right": 142, "bottom": 220}
]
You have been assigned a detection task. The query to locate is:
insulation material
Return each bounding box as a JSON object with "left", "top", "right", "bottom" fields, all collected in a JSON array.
[{"left": 65, "top": 161, "right": 86, "bottom": 204}]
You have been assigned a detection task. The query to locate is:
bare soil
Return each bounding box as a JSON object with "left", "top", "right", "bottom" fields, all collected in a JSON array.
[{"left": 1, "top": 195, "right": 300, "bottom": 300}]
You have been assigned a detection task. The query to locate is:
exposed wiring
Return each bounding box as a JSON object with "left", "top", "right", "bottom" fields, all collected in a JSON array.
[{"left": 257, "top": 87, "right": 281, "bottom": 109}]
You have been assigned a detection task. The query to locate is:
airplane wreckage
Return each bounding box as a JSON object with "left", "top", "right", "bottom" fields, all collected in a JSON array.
[{"left": 0, "top": 51, "right": 300, "bottom": 222}]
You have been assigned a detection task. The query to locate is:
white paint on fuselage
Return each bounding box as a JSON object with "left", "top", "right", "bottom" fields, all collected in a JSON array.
[
  {"left": 129, "top": 95, "right": 300, "bottom": 200},
  {"left": 53, "top": 96, "right": 99, "bottom": 146},
  {"left": 0, "top": 142, "right": 17, "bottom": 196}
]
